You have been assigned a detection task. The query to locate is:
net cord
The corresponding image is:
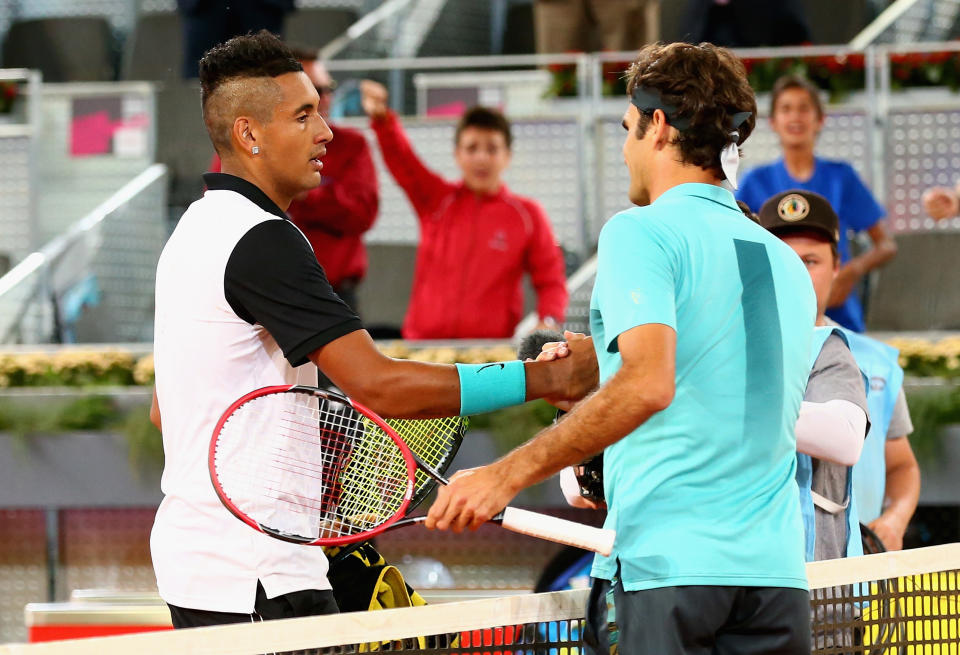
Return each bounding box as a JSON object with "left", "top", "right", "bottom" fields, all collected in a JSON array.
[
  {"left": 5, "top": 590, "right": 587, "bottom": 655},
  {"left": 805, "top": 542, "right": 960, "bottom": 589},
  {"left": 4, "top": 545, "right": 958, "bottom": 655}
]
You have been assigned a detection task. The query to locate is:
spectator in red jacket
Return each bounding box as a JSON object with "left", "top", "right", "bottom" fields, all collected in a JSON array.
[
  {"left": 212, "top": 54, "right": 378, "bottom": 312},
  {"left": 360, "top": 80, "right": 568, "bottom": 340}
]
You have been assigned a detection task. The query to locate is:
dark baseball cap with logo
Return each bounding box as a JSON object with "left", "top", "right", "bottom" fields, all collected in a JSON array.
[{"left": 757, "top": 190, "right": 840, "bottom": 245}]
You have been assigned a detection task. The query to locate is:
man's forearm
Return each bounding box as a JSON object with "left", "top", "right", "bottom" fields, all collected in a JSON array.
[
  {"left": 829, "top": 236, "right": 898, "bottom": 306},
  {"left": 495, "top": 367, "right": 669, "bottom": 493},
  {"left": 312, "top": 331, "right": 596, "bottom": 420},
  {"left": 856, "top": 239, "right": 897, "bottom": 273},
  {"left": 829, "top": 255, "right": 870, "bottom": 306},
  {"left": 883, "top": 457, "right": 921, "bottom": 525}
]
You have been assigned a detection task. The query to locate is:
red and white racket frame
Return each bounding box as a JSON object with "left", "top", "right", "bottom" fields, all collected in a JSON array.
[{"left": 208, "top": 384, "right": 417, "bottom": 546}]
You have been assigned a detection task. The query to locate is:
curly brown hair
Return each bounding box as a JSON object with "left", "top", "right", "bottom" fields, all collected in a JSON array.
[{"left": 625, "top": 42, "right": 757, "bottom": 180}]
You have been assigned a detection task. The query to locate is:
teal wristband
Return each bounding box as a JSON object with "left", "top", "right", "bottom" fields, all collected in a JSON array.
[{"left": 456, "top": 360, "right": 527, "bottom": 416}]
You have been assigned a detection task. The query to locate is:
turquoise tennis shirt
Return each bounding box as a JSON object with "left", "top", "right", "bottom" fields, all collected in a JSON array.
[{"left": 590, "top": 183, "right": 816, "bottom": 592}]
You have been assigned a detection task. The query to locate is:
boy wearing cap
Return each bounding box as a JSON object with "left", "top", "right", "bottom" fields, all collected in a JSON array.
[
  {"left": 427, "top": 42, "right": 820, "bottom": 654},
  {"left": 737, "top": 75, "right": 897, "bottom": 333},
  {"left": 759, "top": 190, "right": 920, "bottom": 554},
  {"left": 758, "top": 191, "right": 870, "bottom": 563}
]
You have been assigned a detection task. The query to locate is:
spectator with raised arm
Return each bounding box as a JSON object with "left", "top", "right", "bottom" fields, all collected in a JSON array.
[{"left": 360, "top": 80, "right": 568, "bottom": 340}]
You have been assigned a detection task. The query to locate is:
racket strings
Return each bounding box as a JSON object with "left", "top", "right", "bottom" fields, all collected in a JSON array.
[
  {"left": 386, "top": 416, "right": 467, "bottom": 505},
  {"left": 213, "top": 391, "right": 411, "bottom": 541}
]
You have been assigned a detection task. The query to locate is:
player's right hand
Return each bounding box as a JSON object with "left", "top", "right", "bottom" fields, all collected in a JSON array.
[
  {"left": 921, "top": 186, "right": 959, "bottom": 220},
  {"left": 549, "top": 331, "right": 598, "bottom": 407},
  {"left": 360, "top": 80, "right": 389, "bottom": 120}
]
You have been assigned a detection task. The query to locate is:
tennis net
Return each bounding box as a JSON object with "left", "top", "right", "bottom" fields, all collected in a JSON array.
[{"left": 1, "top": 543, "right": 957, "bottom": 654}]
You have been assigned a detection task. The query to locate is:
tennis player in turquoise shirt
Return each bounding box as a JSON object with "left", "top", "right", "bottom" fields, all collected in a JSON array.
[
  {"left": 426, "top": 43, "right": 818, "bottom": 654},
  {"left": 589, "top": 183, "right": 814, "bottom": 594}
]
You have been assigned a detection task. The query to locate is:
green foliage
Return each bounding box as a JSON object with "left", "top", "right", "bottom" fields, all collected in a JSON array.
[
  {"left": 904, "top": 385, "right": 960, "bottom": 463},
  {"left": 121, "top": 408, "right": 164, "bottom": 473},
  {"left": 545, "top": 51, "right": 960, "bottom": 101},
  {"left": 468, "top": 399, "right": 558, "bottom": 453},
  {"left": 0, "top": 81, "right": 18, "bottom": 114},
  {"left": 0, "top": 352, "right": 141, "bottom": 388},
  {"left": 0, "top": 395, "right": 115, "bottom": 436},
  {"left": 57, "top": 395, "right": 115, "bottom": 430},
  {"left": 0, "top": 396, "right": 164, "bottom": 472},
  {"left": 889, "top": 338, "right": 960, "bottom": 380},
  {"left": 744, "top": 54, "right": 867, "bottom": 100}
]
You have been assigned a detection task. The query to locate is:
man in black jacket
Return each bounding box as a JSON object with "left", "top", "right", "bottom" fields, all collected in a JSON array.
[
  {"left": 178, "top": 0, "right": 295, "bottom": 77},
  {"left": 682, "top": 0, "right": 811, "bottom": 47}
]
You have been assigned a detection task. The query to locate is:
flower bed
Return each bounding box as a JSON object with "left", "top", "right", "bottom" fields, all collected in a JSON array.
[
  {"left": 1, "top": 337, "right": 957, "bottom": 388},
  {"left": 0, "top": 338, "right": 957, "bottom": 466}
]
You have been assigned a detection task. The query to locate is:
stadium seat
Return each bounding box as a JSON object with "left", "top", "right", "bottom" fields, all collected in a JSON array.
[
  {"left": 502, "top": 2, "right": 535, "bottom": 54},
  {"left": 282, "top": 8, "right": 359, "bottom": 50},
  {"left": 1, "top": 17, "right": 117, "bottom": 82},
  {"left": 356, "top": 244, "right": 416, "bottom": 333},
  {"left": 866, "top": 232, "right": 960, "bottom": 331},
  {"left": 804, "top": 0, "right": 872, "bottom": 44},
  {"left": 122, "top": 13, "right": 183, "bottom": 82}
]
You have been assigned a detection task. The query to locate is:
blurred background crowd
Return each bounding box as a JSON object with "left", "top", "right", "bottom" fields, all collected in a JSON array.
[{"left": 0, "top": 0, "right": 959, "bottom": 646}]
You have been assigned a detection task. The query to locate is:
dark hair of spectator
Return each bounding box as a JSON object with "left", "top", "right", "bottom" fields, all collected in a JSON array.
[
  {"left": 624, "top": 42, "right": 757, "bottom": 180},
  {"left": 770, "top": 74, "right": 824, "bottom": 119},
  {"left": 455, "top": 106, "right": 513, "bottom": 149},
  {"left": 198, "top": 30, "right": 303, "bottom": 153},
  {"left": 517, "top": 329, "right": 565, "bottom": 361},
  {"left": 736, "top": 200, "right": 761, "bottom": 224}
]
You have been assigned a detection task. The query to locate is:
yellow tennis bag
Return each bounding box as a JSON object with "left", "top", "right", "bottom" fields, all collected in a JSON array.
[{"left": 324, "top": 542, "right": 436, "bottom": 652}]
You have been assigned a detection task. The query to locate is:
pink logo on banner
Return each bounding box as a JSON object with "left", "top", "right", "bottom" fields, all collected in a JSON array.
[
  {"left": 70, "top": 96, "right": 150, "bottom": 157},
  {"left": 426, "top": 101, "right": 467, "bottom": 118},
  {"left": 70, "top": 110, "right": 115, "bottom": 156}
]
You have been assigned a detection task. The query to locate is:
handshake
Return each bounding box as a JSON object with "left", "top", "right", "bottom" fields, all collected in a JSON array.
[{"left": 518, "top": 330, "right": 605, "bottom": 511}]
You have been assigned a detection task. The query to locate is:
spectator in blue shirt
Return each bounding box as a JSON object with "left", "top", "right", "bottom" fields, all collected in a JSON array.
[{"left": 737, "top": 75, "right": 897, "bottom": 332}]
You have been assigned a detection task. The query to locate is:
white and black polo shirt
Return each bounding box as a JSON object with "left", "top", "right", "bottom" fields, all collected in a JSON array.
[{"left": 151, "top": 173, "right": 362, "bottom": 613}]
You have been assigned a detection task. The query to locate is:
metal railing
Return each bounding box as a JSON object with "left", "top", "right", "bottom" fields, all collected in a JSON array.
[
  {"left": 0, "top": 164, "right": 168, "bottom": 344},
  {"left": 4, "top": 39, "right": 960, "bottom": 342}
]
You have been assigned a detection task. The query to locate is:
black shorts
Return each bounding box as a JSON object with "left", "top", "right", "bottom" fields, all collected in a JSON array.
[
  {"left": 583, "top": 577, "right": 811, "bottom": 655},
  {"left": 167, "top": 581, "right": 338, "bottom": 629}
]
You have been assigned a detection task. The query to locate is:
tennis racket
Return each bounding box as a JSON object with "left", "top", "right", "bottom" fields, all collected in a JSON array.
[{"left": 209, "top": 385, "right": 616, "bottom": 555}]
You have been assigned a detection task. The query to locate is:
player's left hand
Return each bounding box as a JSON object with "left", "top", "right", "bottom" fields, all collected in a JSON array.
[
  {"left": 425, "top": 465, "right": 518, "bottom": 533},
  {"left": 867, "top": 513, "right": 908, "bottom": 551}
]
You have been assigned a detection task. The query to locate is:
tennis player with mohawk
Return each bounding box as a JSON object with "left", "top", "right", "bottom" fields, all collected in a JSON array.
[
  {"left": 149, "top": 31, "right": 597, "bottom": 629},
  {"left": 428, "top": 42, "right": 817, "bottom": 654}
]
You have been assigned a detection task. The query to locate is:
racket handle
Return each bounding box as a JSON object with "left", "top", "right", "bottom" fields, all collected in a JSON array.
[{"left": 499, "top": 507, "right": 616, "bottom": 556}]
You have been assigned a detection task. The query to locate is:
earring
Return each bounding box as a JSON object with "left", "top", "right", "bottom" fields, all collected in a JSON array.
[{"left": 252, "top": 146, "right": 260, "bottom": 155}]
